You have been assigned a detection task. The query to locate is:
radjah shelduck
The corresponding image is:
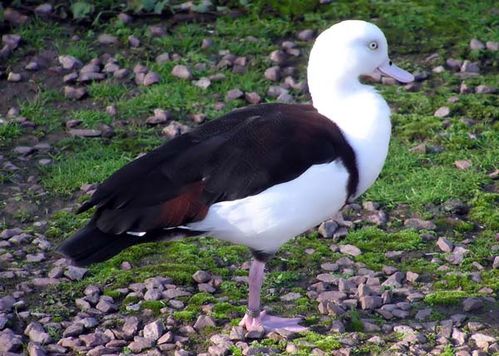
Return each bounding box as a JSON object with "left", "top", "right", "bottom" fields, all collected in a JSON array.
[{"left": 58, "top": 20, "right": 414, "bottom": 332}]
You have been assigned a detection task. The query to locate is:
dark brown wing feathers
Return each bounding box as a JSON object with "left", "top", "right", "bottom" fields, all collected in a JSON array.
[{"left": 79, "top": 103, "right": 358, "bottom": 235}]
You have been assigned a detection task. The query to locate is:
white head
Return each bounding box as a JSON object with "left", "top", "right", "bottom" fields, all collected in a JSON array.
[{"left": 308, "top": 20, "right": 413, "bottom": 101}]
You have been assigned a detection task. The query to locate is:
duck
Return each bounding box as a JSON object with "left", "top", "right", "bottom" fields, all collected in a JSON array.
[{"left": 58, "top": 20, "right": 414, "bottom": 332}]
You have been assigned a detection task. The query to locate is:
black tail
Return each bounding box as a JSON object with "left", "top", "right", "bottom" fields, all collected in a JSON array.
[{"left": 57, "top": 221, "right": 202, "bottom": 267}]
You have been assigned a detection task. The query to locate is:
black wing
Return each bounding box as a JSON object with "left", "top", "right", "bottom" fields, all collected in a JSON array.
[{"left": 78, "top": 103, "right": 358, "bottom": 234}]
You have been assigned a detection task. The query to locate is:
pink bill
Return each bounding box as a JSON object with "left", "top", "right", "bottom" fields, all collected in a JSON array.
[{"left": 377, "top": 60, "right": 414, "bottom": 83}]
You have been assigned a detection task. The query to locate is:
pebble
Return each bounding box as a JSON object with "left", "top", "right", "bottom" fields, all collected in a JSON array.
[
  {"left": 193, "top": 77, "right": 211, "bottom": 89},
  {"left": 461, "top": 60, "right": 480, "bottom": 73},
  {"left": 264, "top": 66, "right": 281, "bottom": 81},
  {"left": 64, "top": 86, "right": 88, "bottom": 100},
  {"left": 192, "top": 270, "right": 212, "bottom": 283},
  {"left": 454, "top": 160, "right": 472, "bottom": 170},
  {"left": 171, "top": 65, "right": 192, "bottom": 80},
  {"left": 486, "top": 41, "right": 498, "bottom": 51},
  {"left": 114, "top": 68, "right": 130, "bottom": 79},
  {"left": 226, "top": 88, "right": 244, "bottom": 101},
  {"left": 475, "top": 85, "right": 496, "bottom": 94},
  {"left": 2, "top": 34, "right": 22, "bottom": 49},
  {"left": 143, "top": 320, "right": 164, "bottom": 341},
  {"left": 25, "top": 321, "right": 52, "bottom": 344},
  {"left": 446, "top": 58, "right": 462, "bottom": 71},
  {"left": 69, "top": 128, "right": 102, "bottom": 137},
  {"left": 297, "top": 29, "right": 315, "bottom": 41},
  {"left": 59, "top": 55, "right": 82, "bottom": 70},
  {"left": 193, "top": 315, "right": 216, "bottom": 330},
  {"left": 7, "top": 72, "right": 22, "bottom": 82},
  {"left": 436, "top": 237, "right": 454, "bottom": 252},
  {"left": 280, "top": 292, "right": 302, "bottom": 301},
  {"left": 162, "top": 121, "right": 190, "bottom": 138},
  {"left": 339, "top": 244, "right": 361, "bottom": 256},
  {"left": 35, "top": 3, "right": 53, "bottom": 15},
  {"left": 156, "top": 53, "right": 171, "bottom": 65},
  {"left": 128, "top": 35, "right": 140, "bottom": 48},
  {"left": 149, "top": 25, "right": 166, "bottom": 37},
  {"left": 434, "top": 106, "right": 450, "bottom": 118},
  {"left": 469, "top": 38, "right": 485, "bottom": 50},
  {"left": 404, "top": 218, "right": 436, "bottom": 230},
  {"left": 143, "top": 72, "right": 161, "bottom": 86},
  {"left": 245, "top": 92, "right": 261, "bottom": 105},
  {"left": 462, "top": 297, "right": 483, "bottom": 312},
  {"left": 97, "top": 34, "right": 118, "bottom": 45}
]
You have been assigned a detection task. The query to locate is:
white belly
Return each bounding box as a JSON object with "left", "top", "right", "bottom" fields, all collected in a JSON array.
[{"left": 187, "top": 160, "right": 349, "bottom": 253}]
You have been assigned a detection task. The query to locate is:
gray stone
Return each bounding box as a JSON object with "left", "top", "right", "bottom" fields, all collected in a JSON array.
[
  {"left": 64, "top": 86, "right": 87, "bottom": 100},
  {"left": 143, "top": 72, "right": 161, "bottom": 86},
  {"left": 123, "top": 316, "right": 140, "bottom": 338},
  {"left": 437, "top": 237, "right": 454, "bottom": 252},
  {"left": 404, "top": 218, "right": 436, "bottom": 230},
  {"left": 59, "top": 55, "right": 82, "bottom": 70},
  {"left": 79, "top": 72, "right": 105, "bottom": 82},
  {"left": 475, "top": 85, "right": 496, "bottom": 94},
  {"left": 64, "top": 266, "right": 88, "bottom": 280},
  {"left": 0, "top": 296, "right": 15, "bottom": 312},
  {"left": 171, "top": 65, "right": 192, "bottom": 80},
  {"left": 469, "top": 38, "right": 485, "bottom": 50},
  {"left": 455, "top": 160, "right": 472, "bottom": 170},
  {"left": 297, "top": 29, "right": 315, "bottom": 41},
  {"left": 245, "top": 92, "right": 261, "bottom": 104},
  {"left": 32, "top": 277, "right": 60, "bottom": 287},
  {"left": 339, "top": 244, "right": 361, "bottom": 256},
  {"left": 79, "top": 332, "right": 110, "bottom": 347},
  {"left": 7, "top": 72, "right": 22, "bottom": 82},
  {"left": 193, "top": 77, "right": 211, "bottom": 89},
  {"left": 416, "top": 308, "right": 432, "bottom": 321},
  {"left": 128, "top": 35, "right": 140, "bottom": 47},
  {"left": 63, "top": 323, "right": 84, "bottom": 337},
  {"left": 149, "top": 25, "right": 166, "bottom": 37},
  {"left": 193, "top": 315, "right": 216, "bottom": 330},
  {"left": 226, "top": 88, "right": 244, "bottom": 101},
  {"left": 461, "top": 60, "right": 480, "bottom": 73},
  {"left": 144, "top": 288, "right": 162, "bottom": 301},
  {"left": 162, "top": 121, "right": 190, "bottom": 138},
  {"left": 0, "top": 330, "right": 23, "bottom": 352},
  {"left": 406, "top": 271, "right": 419, "bottom": 283},
  {"left": 493, "top": 256, "right": 499, "bottom": 269},
  {"left": 451, "top": 328, "right": 467, "bottom": 345},
  {"left": 264, "top": 66, "right": 280, "bottom": 81},
  {"left": 486, "top": 41, "right": 498, "bottom": 51},
  {"left": 144, "top": 320, "right": 164, "bottom": 341},
  {"left": 318, "top": 220, "right": 339, "bottom": 238},
  {"left": 129, "top": 336, "right": 154, "bottom": 353},
  {"left": 360, "top": 296, "right": 382, "bottom": 310},
  {"left": 462, "top": 297, "right": 483, "bottom": 312},
  {"left": 97, "top": 34, "right": 118, "bottom": 45},
  {"left": 471, "top": 333, "right": 495, "bottom": 350},
  {"left": 95, "top": 296, "right": 117, "bottom": 313},
  {"left": 330, "top": 320, "right": 345, "bottom": 333},
  {"left": 280, "top": 292, "right": 301, "bottom": 302},
  {"left": 25, "top": 321, "right": 52, "bottom": 344},
  {"left": 446, "top": 58, "right": 462, "bottom": 71},
  {"left": 27, "top": 341, "right": 46, "bottom": 356},
  {"left": 69, "top": 128, "right": 101, "bottom": 137}
]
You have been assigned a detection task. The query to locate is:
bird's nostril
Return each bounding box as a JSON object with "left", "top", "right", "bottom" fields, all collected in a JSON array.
[{"left": 389, "top": 61, "right": 393, "bottom": 66}]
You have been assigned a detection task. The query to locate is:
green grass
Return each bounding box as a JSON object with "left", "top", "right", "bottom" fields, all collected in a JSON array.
[
  {"left": 3, "top": 1, "right": 498, "bottom": 351},
  {"left": 42, "top": 139, "right": 132, "bottom": 194},
  {"left": 0, "top": 122, "right": 22, "bottom": 146}
]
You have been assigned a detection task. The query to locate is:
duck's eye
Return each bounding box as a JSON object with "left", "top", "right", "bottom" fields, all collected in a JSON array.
[{"left": 368, "top": 41, "right": 378, "bottom": 50}]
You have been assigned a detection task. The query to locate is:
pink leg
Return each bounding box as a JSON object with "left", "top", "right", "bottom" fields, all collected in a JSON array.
[{"left": 239, "top": 259, "right": 307, "bottom": 333}]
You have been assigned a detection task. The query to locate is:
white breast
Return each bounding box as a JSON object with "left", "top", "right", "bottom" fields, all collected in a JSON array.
[
  {"left": 316, "top": 88, "right": 391, "bottom": 198},
  {"left": 187, "top": 160, "right": 349, "bottom": 253}
]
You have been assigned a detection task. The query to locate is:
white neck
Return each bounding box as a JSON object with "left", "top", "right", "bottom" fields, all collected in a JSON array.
[{"left": 309, "top": 74, "right": 392, "bottom": 198}]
